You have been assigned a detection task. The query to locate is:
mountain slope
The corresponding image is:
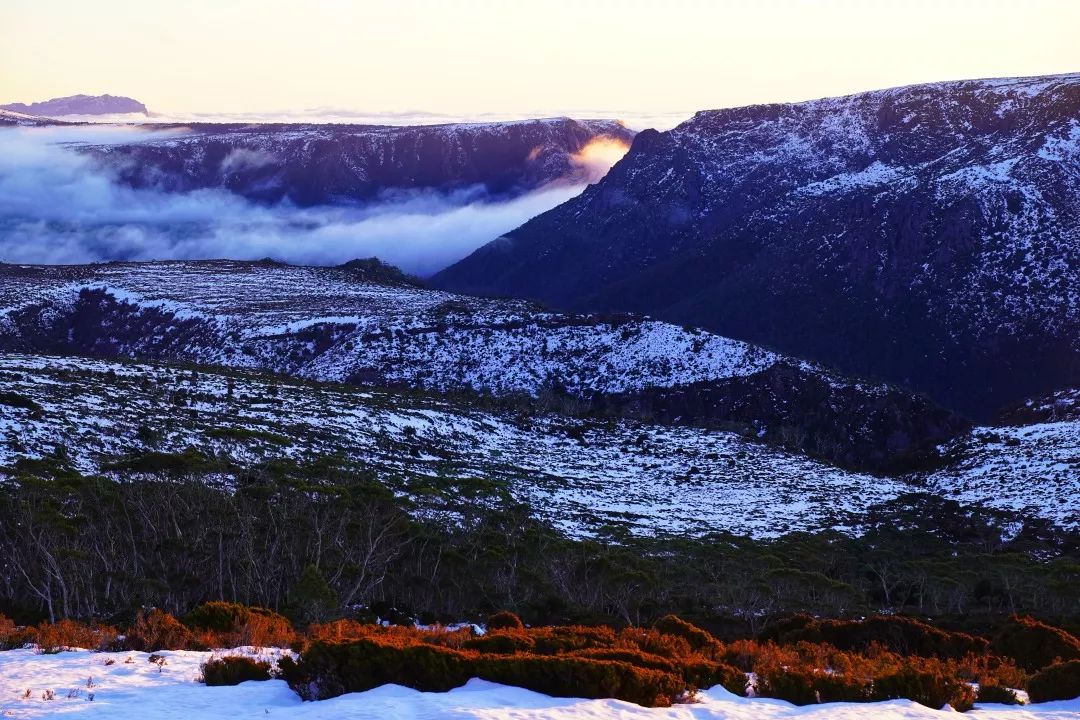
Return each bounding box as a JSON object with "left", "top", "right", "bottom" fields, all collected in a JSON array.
[
  {"left": 0, "top": 260, "right": 964, "bottom": 471},
  {"left": 81, "top": 118, "right": 634, "bottom": 205},
  {"left": 0, "top": 109, "right": 59, "bottom": 127},
  {"left": 432, "top": 73, "right": 1080, "bottom": 418}
]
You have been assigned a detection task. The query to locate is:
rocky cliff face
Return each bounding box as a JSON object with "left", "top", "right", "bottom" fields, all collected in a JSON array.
[
  {"left": 1, "top": 94, "right": 147, "bottom": 116},
  {"left": 82, "top": 118, "right": 634, "bottom": 206},
  {"left": 433, "top": 74, "right": 1080, "bottom": 418}
]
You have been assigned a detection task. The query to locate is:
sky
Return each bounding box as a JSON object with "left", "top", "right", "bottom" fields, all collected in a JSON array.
[{"left": 2, "top": 0, "right": 1079, "bottom": 119}]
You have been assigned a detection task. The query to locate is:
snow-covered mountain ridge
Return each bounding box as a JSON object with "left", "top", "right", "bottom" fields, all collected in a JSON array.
[{"left": 433, "top": 72, "right": 1080, "bottom": 418}]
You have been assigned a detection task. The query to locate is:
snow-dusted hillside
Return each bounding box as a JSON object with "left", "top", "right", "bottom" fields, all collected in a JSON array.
[
  {"left": 434, "top": 73, "right": 1080, "bottom": 418},
  {"left": 0, "top": 108, "right": 56, "bottom": 127},
  {"left": 1, "top": 647, "right": 1077, "bottom": 719},
  {"left": 0, "top": 260, "right": 777, "bottom": 396},
  {"left": 0, "top": 259, "right": 971, "bottom": 472},
  {"left": 0, "top": 354, "right": 1074, "bottom": 536},
  {"left": 0, "top": 353, "right": 903, "bottom": 538},
  {"left": 927, "top": 390, "right": 1080, "bottom": 530}
]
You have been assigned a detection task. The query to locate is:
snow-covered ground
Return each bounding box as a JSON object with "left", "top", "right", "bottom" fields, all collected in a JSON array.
[
  {"left": 0, "top": 354, "right": 1075, "bottom": 537},
  {"left": 0, "top": 353, "right": 900, "bottom": 538},
  {"left": 1, "top": 648, "right": 1077, "bottom": 720}
]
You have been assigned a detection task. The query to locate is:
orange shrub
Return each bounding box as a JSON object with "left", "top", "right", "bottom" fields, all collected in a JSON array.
[
  {"left": 184, "top": 602, "right": 294, "bottom": 648},
  {"left": 33, "top": 619, "right": 119, "bottom": 653},
  {"left": 126, "top": 609, "right": 192, "bottom": 651},
  {"left": 653, "top": 615, "right": 718, "bottom": 652},
  {"left": 0, "top": 614, "right": 25, "bottom": 650},
  {"left": 749, "top": 640, "right": 977, "bottom": 710},
  {"left": 617, "top": 627, "right": 695, "bottom": 659},
  {"left": 307, "top": 619, "right": 375, "bottom": 644}
]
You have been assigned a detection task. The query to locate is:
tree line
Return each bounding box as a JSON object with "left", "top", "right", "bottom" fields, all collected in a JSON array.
[{"left": 0, "top": 450, "right": 1076, "bottom": 635}]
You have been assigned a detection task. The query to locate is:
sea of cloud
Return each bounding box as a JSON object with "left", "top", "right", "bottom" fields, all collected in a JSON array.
[{"left": 0, "top": 125, "right": 597, "bottom": 275}]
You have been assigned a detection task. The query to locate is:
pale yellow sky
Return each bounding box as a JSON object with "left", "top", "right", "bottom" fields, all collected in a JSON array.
[{"left": 2, "top": 0, "right": 1078, "bottom": 117}]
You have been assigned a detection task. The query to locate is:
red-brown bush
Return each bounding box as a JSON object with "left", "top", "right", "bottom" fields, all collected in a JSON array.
[
  {"left": 653, "top": 615, "right": 718, "bottom": 652},
  {"left": 750, "top": 640, "right": 977, "bottom": 710},
  {"left": 32, "top": 619, "right": 120, "bottom": 653},
  {"left": 617, "top": 626, "right": 695, "bottom": 659},
  {"left": 184, "top": 602, "right": 294, "bottom": 648},
  {"left": 0, "top": 614, "right": 26, "bottom": 650},
  {"left": 126, "top": 609, "right": 192, "bottom": 651}
]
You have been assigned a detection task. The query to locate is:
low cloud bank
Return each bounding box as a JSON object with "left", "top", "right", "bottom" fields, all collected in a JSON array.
[
  {"left": 58, "top": 108, "right": 693, "bottom": 132},
  {"left": 0, "top": 126, "right": 590, "bottom": 275}
]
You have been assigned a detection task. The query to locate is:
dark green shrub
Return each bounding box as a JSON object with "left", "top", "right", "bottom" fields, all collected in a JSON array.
[
  {"left": 976, "top": 684, "right": 1022, "bottom": 705},
  {"left": 756, "top": 667, "right": 871, "bottom": 705},
  {"left": 202, "top": 656, "right": 272, "bottom": 686},
  {"left": 678, "top": 659, "right": 747, "bottom": 696},
  {"left": 0, "top": 391, "right": 42, "bottom": 413},
  {"left": 283, "top": 639, "right": 471, "bottom": 699},
  {"left": 472, "top": 654, "right": 684, "bottom": 707},
  {"left": 1028, "top": 660, "right": 1080, "bottom": 703},
  {"left": 570, "top": 647, "right": 676, "bottom": 673},
  {"left": 289, "top": 565, "right": 338, "bottom": 624},
  {"left": 186, "top": 602, "right": 259, "bottom": 633},
  {"left": 763, "top": 615, "right": 987, "bottom": 660},
  {"left": 529, "top": 625, "right": 617, "bottom": 655},
  {"left": 463, "top": 632, "right": 534, "bottom": 654},
  {"left": 992, "top": 616, "right": 1080, "bottom": 671},
  {"left": 486, "top": 611, "right": 525, "bottom": 631},
  {"left": 282, "top": 638, "right": 686, "bottom": 706},
  {"left": 871, "top": 666, "right": 976, "bottom": 712}
]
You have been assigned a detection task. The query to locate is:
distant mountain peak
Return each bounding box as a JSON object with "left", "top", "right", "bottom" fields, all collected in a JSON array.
[{"left": 0, "top": 93, "right": 148, "bottom": 117}]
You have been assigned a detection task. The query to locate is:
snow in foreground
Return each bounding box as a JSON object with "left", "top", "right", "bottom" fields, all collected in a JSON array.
[{"left": 1, "top": 648, "right": 1078, "bottom": 720}]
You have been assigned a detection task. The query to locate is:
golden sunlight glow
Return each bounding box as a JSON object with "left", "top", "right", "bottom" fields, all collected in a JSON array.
[{"left": 570, "top": 136, "right": 633, "bottom": 183}]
